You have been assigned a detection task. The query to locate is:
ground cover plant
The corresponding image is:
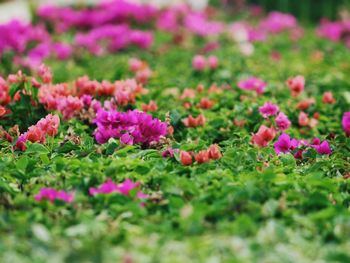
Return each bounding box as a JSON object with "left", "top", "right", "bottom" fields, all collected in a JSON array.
[{"left": 0, "top": 1, "right": 350, "bottom": 262}]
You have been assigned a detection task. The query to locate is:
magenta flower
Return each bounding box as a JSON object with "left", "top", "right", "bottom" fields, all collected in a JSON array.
[
  {"left": 35, "top": 188, "right": 74, "bottom": 203},
  {"left": 117, "top": 179, "right": 141, "bottom": 196},
  {"left": 162, "top": 147, "right": 178, "bottom": 158},
  {"left": 274, "top": 133, "right": 299, "bottom": 155},
  {"left": 184, "top": 13, "right": 224, "bottom": 37},
  {"left": 274, "top": 133, "right": 292, "bottom": 155},
  {"left": 89, "top": 178, "right": 147, "bottom": 200},
  {"left": 238, "top": 77, "right": 267, "bottom": 95},
  {"left": 259, "top": 102, "right": 279, "bottom": 118},
  {"left": 94, "top": 109, "right": 167, "bottom": 146},
  {"left": 342, "top": 112, "right": 350, "bottom": 136},
  {"left": 259, "top": 11, "right": 297, "bottom": 34},
  {"left": 317, "top": 20, "right": 343, "bottom": 42},
  {"left": 312, "top": 140, "right": 332, "bottom": 155},
  {"left": 275, "top": 112, "right": 291, "bottom": 130},
  {"left": 192, "top": 55, "right": 207, "bottom": 71}
]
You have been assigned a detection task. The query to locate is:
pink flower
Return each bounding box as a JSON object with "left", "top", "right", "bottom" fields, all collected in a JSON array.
[
  {"left": 208, "top": 55, "right": 219, "bottom": 70},
  {"left": 117, "top": 179, "right": 141, "bottom": 196},
  {"left": 128, "top": 58, "right": 143, "bottom": 72},
  {"left": 298, "top": 112, "right": 309, "bottom": 126},
  {"left": 317, "top": 20, "right": 343, "bottom": 42},
  {"left": 251, "top": 125, "right": 276, "bottom": 148},
  {"left": 342, "top": 112, "right": 350, "bottom": 136},
  {"left": 274, "top": 133, "right": 298, "bottom": 155},
  {"left": 89, "top": 178, "right": 147, "bottom": 200},
  {"left": 183, "top": 114, "right": 206, "bottom": 128},
  {"left": 322, "top": 91, "right": 335, "bottom": 104},
  {"left": 192, "top": 55, "right": 207, "bottom": 71},
  {"left": 94, "top": 109, "right": 167, "bottom": 145},
  {"left": 89, "top": 178, "right": 118, "bottom": 196},
  {"left": 162, "top": 147, "right": 178, "bottom": 158},
  {"left": 275, "top": 112, "right": 291, "bottom": 130},
  {"left": 57, "top": 96, "right": 84, "bottom": 120},
  {"left": 36, "top": 114, "right": 60, "bottom": 137},
  {"left": 238, "top": 77, "right": 267, "bottom": 95},
  {"left": 195, "top": 150, "right": 210, "bottom": 164},
  {"left": 286, "top": 75, "right": 305, "bottom": 97},
  {"left": 120, "top": 133, "right": 134, "bottom": 145},
  {"left": 35, "top": 188, "right": 74, "bottom": 203},
  {"left": 208, "top": 144, "right": 222, "bottom": 160},
  {"left": 259, "top": 102, "right": 279, "bottom": 118},
  {"left": 15, "top": 114, "right": 60, "bottom": 151},
  {"left": 180, "top": 151, "right": 193, "bottom": 166},
  {"left": 38, "top": 64, "right": 53, "bottom": 84},
  {"left": 312, "top": 140, "right": 332, "bottom": 155},
  {"left": 259, "top": 11, "right": 297, "bottom": 34}
]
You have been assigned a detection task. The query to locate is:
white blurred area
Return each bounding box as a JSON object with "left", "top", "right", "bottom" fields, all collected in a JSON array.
[{"left": 0, "top": 0, "right": 209, "bottom": 24}]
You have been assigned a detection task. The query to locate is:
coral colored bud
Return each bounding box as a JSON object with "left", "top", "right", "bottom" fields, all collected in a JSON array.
[
  {"left": 298, "top": 112, "right": 309, "bottom": 126},
  {"left": 234, "top": 119, "right": 246, "bottom": 127},
  {"left": 183, "top": 102, "right": 192, "bottom": 110},
  {"left": 0, "top": 105, "right": 6, "bottom": 117},
  {"left": 313, "top": 112, "right": 320, "bottom": 120},
  {"left": 180, "top": 151, "right": 193, "bottom": 166},
  {"left": 141, "top": 100, "right": 158, "bottom": 112},
  {"left": 196, "top": 84, "right": 204, "bottom": 93},
  {"left": 195, "top": 150, "right": 210, "bottom": 164},
  {"left": 199, "top": 97, "right": 214, "bottom": 109},
  {"left": 167, "top": 126, "right": 174, "bottom": 135},
  {"left": 322, "top": 91, "right": 335, "bottom": 104},
  {"left": 286, "top": 75, "right": 305, "bottom": 97},
  {"left": 196, "top": 114, "right": 206, "bottom": 126},
  {"left": 208, "top": 144, "right": 222, "bottom": 160},
  {"left": 251, "top": 125, "right": 276, "bottom": 148},
  {"left": 296, "top": 99, "right": 315, "bottom": 110}
]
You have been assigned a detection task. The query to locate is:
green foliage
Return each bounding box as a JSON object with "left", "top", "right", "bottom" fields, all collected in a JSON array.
[{"left": 1, "top": 9, "right": 350, "bottom": 263}]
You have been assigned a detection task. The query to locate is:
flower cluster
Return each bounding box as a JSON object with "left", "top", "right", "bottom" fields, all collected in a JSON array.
[
  {"left": 0, "top": 20, "right": 73, "bottom": 68},
  {"left": 258, "top": 102, "right": 291, "bottom": 131},
  {"left": 259, "top": 102, "right": 279, "bottom": 118},
  {"left": 37, "top": 0, "right": 157, "bottom": 32},
  {"left": 238, "top": 77, "right": 267, "bottom": 95},
  {"left": 94, "top": 109, "right": 167, "bottom": 145},
  {"left": 274, "top": 133, "right": 332, "bottom": 157},
  {"left": 229, "top": 11, "right": 301, "bottom": 45},
  {"left": 128, "top": 58, "right": 153, "bottom": 84},
  {"left": 180, "top": 144, "right": 222, "bottom": 166},
  {"left": 251, "top": 125, "right": 276, "bottom": 148},
  {"left": 38, "top": 72, "right": 147, "bottom": 119},
  {"left": 286, "top": 75, "right": 305, "bottom": 97},
  {"left": 15, "top": 114, "right": 60, "bottom": 151},
  {"left": 157, "top": 5, "right": 224, "bottom": 37},
  {"left": 182, "top": 114, "right": 206, "bottom": 128},
  {"left": 89, "top": 178, "right": 147, "bottom": 200},
  {"left": 35, "top": 188, "right": 74, "bottom": 203},
  {"left": 192, "top": 55, "right": 219, "bottom": 71},
  {"left": 75, "top": 25, "right": 153, "bottom": 55},
  {"left": 317, "top": 19, "right": 350, "bottom": 49}
]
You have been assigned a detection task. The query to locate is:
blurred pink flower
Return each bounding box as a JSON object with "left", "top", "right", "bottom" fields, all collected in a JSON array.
[
  {"left": 35, "top": 188, "right": 74, "bottom": 203},
  {"left": 259, "top": 102, "right": 279, "bottom": 118}
]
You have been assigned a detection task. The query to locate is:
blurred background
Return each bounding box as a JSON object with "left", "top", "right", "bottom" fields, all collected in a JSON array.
[{"left": 0, "top": 0, "right": 350, "bottom": 23}]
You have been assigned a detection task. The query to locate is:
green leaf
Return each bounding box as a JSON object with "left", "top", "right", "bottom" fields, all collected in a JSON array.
[
  {"left": 16, "top": 156, "right": 29, "bottom": 174},
  {"left": 9, "top": 83, "right": 22, "bottom": 98},
  {"left": 25, "top": 143, "right": 50, "bottom": 155}
]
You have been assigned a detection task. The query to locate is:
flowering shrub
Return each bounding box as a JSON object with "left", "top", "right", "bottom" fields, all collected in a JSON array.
[
  {"left": 1, "top": 1, "right": 350, "bottom": 262},
  {"left": 94, "top": 109, "right": 167, "bottom": 145}
]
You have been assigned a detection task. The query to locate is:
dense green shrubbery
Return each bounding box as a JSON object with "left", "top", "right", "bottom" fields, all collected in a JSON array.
[{"left": 1, "top": 2, "right": 350, "bottom": 263}]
